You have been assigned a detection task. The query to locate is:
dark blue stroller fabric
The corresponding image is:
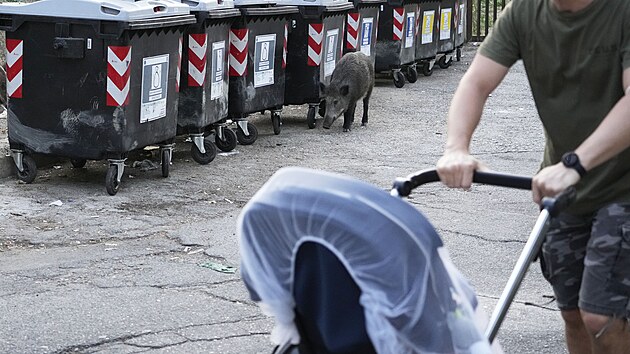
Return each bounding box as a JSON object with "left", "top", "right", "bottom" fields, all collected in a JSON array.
[
  {"left": 293, "top": 241, "right": 377, "bottom": 354},
  {"left": 238, "top": 167, "right": 495, "bottom": 353}
]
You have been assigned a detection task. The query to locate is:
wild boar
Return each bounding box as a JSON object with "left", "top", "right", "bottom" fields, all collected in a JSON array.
[{"left": 319, "top": 52, "right": 375, "bottom": 132}]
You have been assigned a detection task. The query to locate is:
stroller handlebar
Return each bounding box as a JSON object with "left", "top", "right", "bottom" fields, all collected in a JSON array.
[
  {"left": 391, "top": 168, "right": 577, "bottom": 216},
  {"left": 391, "top": 168, "right": 532, "bottom": 197}
]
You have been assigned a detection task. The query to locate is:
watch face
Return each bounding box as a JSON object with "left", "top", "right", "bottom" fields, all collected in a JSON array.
[
  {"left": 564, "top": 153, "right": 577, "bottom": 166},
  {"left": 562, "top": 152, "right": 586, "bottom": 176}
]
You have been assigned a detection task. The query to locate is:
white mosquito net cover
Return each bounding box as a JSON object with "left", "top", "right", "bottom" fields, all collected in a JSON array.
[{"left": 238, "top": 167, "right": 496, "bottom": 354}]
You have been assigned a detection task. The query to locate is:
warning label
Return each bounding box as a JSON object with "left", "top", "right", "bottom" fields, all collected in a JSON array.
[
  {"left": 141, "top": 54, "right": 169, "bottom": 123},
  {"left": 211, "top": 41, "right": 225, "bottom": 100},
  {"left": 254, "top": 34, "right": 276, "bottom": 88},
  {"left": 324, "top": 29, "right": 339, "bottom": 78},
  {"left": 440, "top": 8, "right": 452, "bottom": 40},
  {"left": 405, "top": 13, "right": 415, "bottom": 48},
  {"left": 360, "top": 18, "right": 374, "bottom": 56},
  {"left": 422, "top": 10, "right": 435, "bottom": 44}
]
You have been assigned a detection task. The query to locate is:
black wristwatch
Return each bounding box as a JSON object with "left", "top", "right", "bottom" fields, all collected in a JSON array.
[{"left": 561, "top": 151, "right": 587, "bottom": 177}]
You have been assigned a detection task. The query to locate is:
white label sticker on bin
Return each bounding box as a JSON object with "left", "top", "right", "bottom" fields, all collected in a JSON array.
[
  {"left": 140, "top": 54, "right": 169, "bottom": 123},
  {"left": 405, "top": 13, "right": 415, "bottom": 48},
  {"left": 324, "top": 29, "right": 339, "bottom": 78},
  {"left": 440, "top": 8, "right": 452, "bottom": 40},
  {"left": 211, "top": 41, "right": 225, "bottom": 100},
  {"left": 422, "top": 10, "right": 435, "bottom": 44},
  {"left": 254, "top": 34, "right": 276, "bottom": 88},
  {"left": 360, "top": 18, "right": 373, "bottom": 57},
  {"left": 458, "top": 4, "right": 465, "bottom": 34}
]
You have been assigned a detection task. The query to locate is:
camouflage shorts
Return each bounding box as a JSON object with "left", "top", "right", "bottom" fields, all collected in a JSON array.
[{"left": 540, "top": 203, "right": 630, "bottom": 317}]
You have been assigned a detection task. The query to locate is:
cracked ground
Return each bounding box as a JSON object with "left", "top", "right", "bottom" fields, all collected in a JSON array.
[{"left": 0, "top": 45, "right": 568, "bottom": 353}]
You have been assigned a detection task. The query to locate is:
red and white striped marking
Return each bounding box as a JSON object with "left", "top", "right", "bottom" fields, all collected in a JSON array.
[
  {"left": 346, "top": 13, "right": 360, "bottom": 50},
  {"left": 229, "top": 28, "right": 248, "bottom": 77},
  {"left": 176, "top": 37, "right": 182, "bottom": 91},
  {"left": 393, "top": 8, "right": 405, "bottom": 41},
  {"left": 6, "top": 39, "right": 23, "bottom": 99},
  {"left": 106, "top": 46, "right": 131, "bottom": 107},
  {"left": 415, "top": 8, "right": 421, "bottom": 38},
  {"left": 282, "top": 24, "right": 288, "bottom": 68},
  {"left": 188, "top": 33, "right": 207, "bottom": 87},
  {"left": 308, "top": 23, "right": 323, "bottom": 67}
]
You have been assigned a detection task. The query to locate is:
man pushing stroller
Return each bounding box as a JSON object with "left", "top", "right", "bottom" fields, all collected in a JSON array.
[{"left": 437, "top": 0, "right": 630, "bottom": 352}]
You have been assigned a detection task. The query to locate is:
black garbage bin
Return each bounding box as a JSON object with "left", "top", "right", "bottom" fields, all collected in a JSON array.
[
  {"left": 0, "top": 0, "right": 195, "bottom": 195},
  {"left": 454, "top": 0, "right": 467, "bottom": 61},
  {"left": 343, "top": 0, "right": 383, "bottom": 64},
  {"left": 177, "top": 0, "right": 241, "bottom": 161},
  {"left": 436, "top": 0, "right": 455, "bottom": 68},
  {"left": 283, "top": 2, "right": 353, "bottom": 129},
  {"left": 374, "top": 0, "right": 419, "bottom": 88},
  {"left": 227, "top": 5, "right": 298, "bottom": 143},
  {"left": 414, "top": 0, "right": 439, "bottom": 76}
]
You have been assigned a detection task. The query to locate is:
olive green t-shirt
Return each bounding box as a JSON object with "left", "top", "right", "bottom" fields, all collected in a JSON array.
[{"left": 479, "top": 0, "right": 630, "bottom": 215}]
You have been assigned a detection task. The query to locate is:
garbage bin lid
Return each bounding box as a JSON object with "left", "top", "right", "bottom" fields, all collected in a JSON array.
[
  {"left": 181, "top": 0, "right": 236, "bottom": 11},
  {"left": 0, "top": 0, "right": 191, "bottom": 22},
  {"left": 273, "top": 0, "right": 348, "bottom": 7},
  {"left": 233, "top": 0, "right": 278, "bottom": 8}
]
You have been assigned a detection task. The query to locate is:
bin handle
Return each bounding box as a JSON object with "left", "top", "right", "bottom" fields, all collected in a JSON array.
[
  {"left": 100, "top": 6, "right": 121, "bottom": 16},
  {"left": 181, "top": 0, "right": 200, "bottom": 6}
]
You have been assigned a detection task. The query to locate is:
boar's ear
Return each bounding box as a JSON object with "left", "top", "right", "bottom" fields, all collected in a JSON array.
[
  {"left": 319, "top": 82, "right": 327, "bottom": 96},
  {"left": 340, "top": 85, "right": 349, "bottom": 96}
]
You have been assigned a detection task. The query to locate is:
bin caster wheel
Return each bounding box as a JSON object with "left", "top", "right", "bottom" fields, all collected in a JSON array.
[
  {"left": 456, "top": 47, "right": 462, "bottom": 62},
  {"left": 438, "top": 55, "right": 452, "bottom": 69},
  {"left": 405, "top": 66, "right": 418, "bottom": 83},
  {"left": 393, "top": 71, "right": 405, "bottom": 88},
  {"left": 16, "top": 155, "right": 37, "bottom": 184},
  {"left": 105, "top": 165, "right": 120, "bottom": 196},
  {"left": 161, "top": 149, "right": 170, "bottom": 178},
  {"left": 318, "top": 101, "right": 326, "bottom": 117},
  {"left": 191, "top": 139, "right": 217, "bottom": 165},
  {"left": 215, "top": 128, "right": 237, "bottom": 152},
  {"left": 236, "top": 122, "right": 258, "bottom": 145},
  {"left": 271, "top": 112, "right": 282, "bottom": 135},
  {"left": 307, "top": 106, "right": 317, "bottom": 129},
  {"left": 70, "top": 159, "right": 87, "bottom": 168},
  {"left": 422, "top": 61, "right": 433, "bottom": 76}
]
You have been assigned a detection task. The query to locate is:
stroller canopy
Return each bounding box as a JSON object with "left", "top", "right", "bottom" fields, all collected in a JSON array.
[{"left": 238, "top": 167, "right": 493, "bottom": 354}]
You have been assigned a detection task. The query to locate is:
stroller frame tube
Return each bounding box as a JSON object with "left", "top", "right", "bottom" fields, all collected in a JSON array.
[{"left": 484, "top": 208, "right": 552, "bottom": 343}]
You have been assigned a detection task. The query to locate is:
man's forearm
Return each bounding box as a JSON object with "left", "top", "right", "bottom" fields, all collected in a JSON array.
[
  {"left": 444, "top": 78, "right": 488, "bottom": 153},
  {"left": 575, "top": 94, "right": 630, "bottom": 171}
]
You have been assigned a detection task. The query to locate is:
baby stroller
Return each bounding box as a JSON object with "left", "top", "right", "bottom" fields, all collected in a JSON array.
[{"left": 237, "top": 167, "right": 574, "bottom": 353}]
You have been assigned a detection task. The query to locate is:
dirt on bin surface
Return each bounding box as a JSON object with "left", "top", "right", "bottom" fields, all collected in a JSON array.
[{"left": 0, "top": 44, "right": 567, "bottom": 354}]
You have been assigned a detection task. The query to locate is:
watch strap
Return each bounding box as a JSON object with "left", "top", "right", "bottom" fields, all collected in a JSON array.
[{"left": 562, "top": 152, "right": 587, "bottom": 177}]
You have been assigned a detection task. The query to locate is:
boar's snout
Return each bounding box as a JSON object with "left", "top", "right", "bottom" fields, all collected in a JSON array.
[{"left": 322, "top": 115, "right": 335, "bottom": 129}]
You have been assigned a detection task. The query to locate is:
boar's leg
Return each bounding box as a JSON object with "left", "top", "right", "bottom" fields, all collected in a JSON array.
[
  {"left": 343, "top": 102, "right": 357, "bottom": 132},
  {"left": 361, "top": 97, "right": 371, "bottom": 127}
]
